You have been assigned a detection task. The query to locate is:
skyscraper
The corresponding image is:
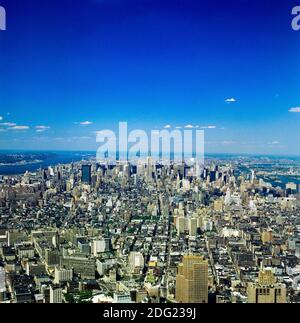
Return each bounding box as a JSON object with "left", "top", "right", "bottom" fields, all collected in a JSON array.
[
  {"left": 50, "top": 285, "right": 63, "bottom": 304},
  {"left": 176, "top": 255, "right": 208, "bottom": 303},
  {"left": 81, "top": 165, "right": 92, "bottom": 184},
  {"left": 129, "top": 252, "right": 145, "bottom": 274},
  {"left": 0, "top": 267, "right": 5, "bottom": 301},
  {"left": 247, "top": 269, "right": 286, "bottom": 303}
]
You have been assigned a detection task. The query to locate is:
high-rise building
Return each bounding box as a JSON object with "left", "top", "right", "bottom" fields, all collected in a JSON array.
[
  {"left": 262, "top": 230, "right": 273, "bottom": 244},
  {"left": 45, "top": 248, "right": 60, "bottom": 268},
  {"left": 81, "top": 165, "right": 92, "bottom": 184},
  {"left": 50, "top": 285, "right": 63, "bottom": 304},
  {"left": 129, "top": 252, "right": 144, "bottom": 274},
  {"left": 188, "top": 218, "right": 198, "bottom": 237},
  {"left": 175, "top": 216, "right": 186, "bottom": 235},
  {"left": 61, "top": 256, "right": 95, "bottom": 280},
  {"left": 92, "top": 238, "right": 111, "bottom": 256},
  {"left": 147, "top": 157, "right": 153, "bottom": 179},
  {"left": 77, "top": 238, "right": 90, "bottom": 255},
  {"left": 0, "top": 267, "right": 5, "bottom": 301},
  {"left": 54, "top": 267, "right": 73, "bottom": 284},
  {"left": 209, "top": 171, "right": 216, "bottom": 182},
  {"left": 247, "top": 269, "right": 286, "bottom": 303},
  {"left": 176, "top": 255, "right": 208, "bottom": 303}
]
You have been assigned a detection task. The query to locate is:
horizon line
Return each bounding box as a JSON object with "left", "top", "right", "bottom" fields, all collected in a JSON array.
[{"left": 0, "top": 149, "right": 300, "bottom": 158}]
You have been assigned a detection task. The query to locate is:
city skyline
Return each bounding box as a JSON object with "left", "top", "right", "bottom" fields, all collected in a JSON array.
[
  {"left": 1, "top": 153, "right": 300, "bottom": 304},
  {"left": 2, "top": 0, "right": 300, "bottom": 307},
  {"left": 0, "top": 0, "right": 300, "bottom": 154}
]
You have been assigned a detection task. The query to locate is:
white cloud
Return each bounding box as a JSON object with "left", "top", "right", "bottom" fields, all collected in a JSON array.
[
  {"left": 10, "top": 126, "right": 30, "bottom": 130},
  {"left": 268, "top": 141, "right": 280, "bottom": 145},
  {"left": 225, "top": 98, "right": 237, "bottom": 103},
  {"left": 185, "top": 124, "right": 194, "bottom": 129},
  {"left": 164, "top": 125, "right": 171, "bottom": 129},
  {"left": 0, "top": 116, "right": 2, "bottom": 121},
  {"left": 36, "top": 125, "right": 50, "bottom": 129},
  {"left": 0, "top": 122, "right": 17, "bottom": 127},
  {"left": 35, "top": 125, "right": 50, "bottom": 133},
  {"left": 175, "top": 126, "right": 182, "bottom": 129},
  {"left": 79, "top": 121, "right": 93, "bottom": 125},
  {"left": 200, "top": 125, "right": 217, "bottom": 129},
  {"left": 289, "top": 107, "right": 300, "bottom": 113}
]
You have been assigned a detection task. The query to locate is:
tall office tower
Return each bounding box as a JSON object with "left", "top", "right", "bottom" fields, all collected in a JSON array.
[
  {"left": 45, "top": 248, "right": 60, "bottom": 268},
  {"left": 202, "top": 168, "right": 208, "bottom": 180},
  {"left": 176, "top": 255, "right": 208, "bottom": 303},
  {"left": 122, "top": 162, "right": 131, "bottom": 177},
  {"left": 128, "top": 252, "right": 145, "bottom": 274},
  {"left": 0, "top": 267, "right": 5, "bottom": 301},
  {"left": 92, "top": 238, "right": 111, "bottom": 256},
  {"left": 81, "top": 165, "right": 92, "bottom": 184},
  {"left": 54, "top": 267, "right": 73, "bottom": 284},
  {"left": 247, "top": 269, "right": 286, "bottom": 303},
  {"left": 43, "top": 169, "right": 48, "bottom": 180},
  {"left": 50, "top": 285, "right": 63, "bottom": 304},
  {"left": 251, "top": 169, "right": 256, "bottom": 184},
  {"left": 188, "top": 217, "right": 198, "bottom": 237},
  {"left": 209, "top": 170, "right": 216, "bottom": 182},
  {"left": 147, "top": 156, "right": 153, "bottom": 179},
  {"left": 176, "top": 216, "right": 186, "bottom": 235}
]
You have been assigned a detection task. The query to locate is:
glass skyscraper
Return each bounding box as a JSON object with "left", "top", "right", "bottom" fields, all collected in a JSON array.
[{"left": 81, "top": 165, "right": 92, "bottom": 184}]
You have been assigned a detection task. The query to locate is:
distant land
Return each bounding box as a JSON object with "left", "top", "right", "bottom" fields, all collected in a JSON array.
[
  {"left": 0, "top": 151, "right": 94, "bottom": 175},
  {"left": 0, "top": 151, "right": 300, "bottom": 189}
]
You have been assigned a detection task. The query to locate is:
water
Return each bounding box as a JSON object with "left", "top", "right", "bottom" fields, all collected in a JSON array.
[{"left": 0, "top": 150, "right": 94, "bottom": 175}]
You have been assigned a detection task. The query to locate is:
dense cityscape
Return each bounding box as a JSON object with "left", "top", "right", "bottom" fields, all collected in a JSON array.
[
  {"left": 1, "top": 153, "right": 300, "bottom": 303},
  {"left": 1, "top": 0, "right": 299, "bottom": 313}
]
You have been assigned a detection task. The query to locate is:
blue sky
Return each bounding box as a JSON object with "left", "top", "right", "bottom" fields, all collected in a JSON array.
[{"left": 0, "top": 0, "right": 300, "bottom": 154}]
